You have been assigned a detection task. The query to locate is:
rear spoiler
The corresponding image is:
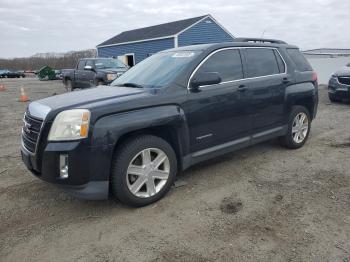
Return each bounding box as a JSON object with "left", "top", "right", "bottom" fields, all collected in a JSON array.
[{"left": 234, "top": 38, "right": 287, "bottom": 44}]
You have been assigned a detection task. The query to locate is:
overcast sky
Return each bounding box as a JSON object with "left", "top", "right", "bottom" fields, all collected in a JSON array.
[{"left": 0, "top": 0, "right": 349, "bottom": 58}]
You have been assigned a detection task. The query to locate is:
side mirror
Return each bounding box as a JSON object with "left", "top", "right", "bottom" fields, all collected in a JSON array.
[
  {"left": 84, "top": 65, "right": 94, "bottom": 71},
  {"left": 190, "top": 72, "right": 221, "bottom": 90}
]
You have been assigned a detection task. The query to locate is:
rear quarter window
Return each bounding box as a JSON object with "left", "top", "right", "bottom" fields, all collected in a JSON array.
[{"left": 286, "top": 49, "right": 312, "bottom": 72}]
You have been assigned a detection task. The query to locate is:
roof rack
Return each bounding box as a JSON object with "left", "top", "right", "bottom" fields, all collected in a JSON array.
[{"left": 234, "top": 38, "right": 287, "bottom": 44}]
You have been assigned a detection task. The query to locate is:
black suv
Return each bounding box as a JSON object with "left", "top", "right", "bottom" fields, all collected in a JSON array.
[{"left": 21, "top": 39, "right": 318, "bottom": 207}]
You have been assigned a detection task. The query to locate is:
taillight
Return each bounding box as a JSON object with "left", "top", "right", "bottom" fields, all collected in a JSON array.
[{"left": 312, "top": 71, "right": 318, "bottom": 83}]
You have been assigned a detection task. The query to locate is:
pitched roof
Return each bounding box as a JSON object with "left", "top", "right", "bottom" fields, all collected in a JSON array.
[{"left": 97, "top": 15, "right": 209, "bottom": 47}]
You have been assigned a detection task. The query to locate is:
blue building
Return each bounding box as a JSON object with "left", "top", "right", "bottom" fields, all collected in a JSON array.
[{"left": 96, "top": 14, "right": 234, "bottom": 66}]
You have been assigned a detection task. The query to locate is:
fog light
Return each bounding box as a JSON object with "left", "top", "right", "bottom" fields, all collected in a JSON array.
[{"left": 59, "top": 154, "right": 68, "bottom": 179}]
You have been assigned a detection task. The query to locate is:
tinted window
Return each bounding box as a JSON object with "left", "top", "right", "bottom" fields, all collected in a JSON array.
[
  {"left": 245, "top": 48, "right": 280, "bottom": 78},
  {"left": 196, "top": 49, "right": 243, "bottom": 82},
  {"left": 77, "top": 60, "right": 86, "bottom": 70},
  {"left": 287, "top": 49, "right": 312, "bottom": 72},
  {"left": 274, "top": 50, "right": 285, "bottom": 73}
]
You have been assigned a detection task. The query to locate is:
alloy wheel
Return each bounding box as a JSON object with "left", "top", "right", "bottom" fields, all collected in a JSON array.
[
  {"left": 126, "top": 148, "right": 170, "bottom": 198},
  {"left": 292, "top": 112, "right": 309, "bottom": 143}
]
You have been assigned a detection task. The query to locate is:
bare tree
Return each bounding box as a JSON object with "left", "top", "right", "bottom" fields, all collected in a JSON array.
[{"left": 0, "top": 49, "right": 97, "bottom": 71}]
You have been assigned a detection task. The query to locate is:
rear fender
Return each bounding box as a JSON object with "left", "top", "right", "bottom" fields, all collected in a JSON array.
[{"left": 285, "top": 82, "right": 318, "bottom": 120}]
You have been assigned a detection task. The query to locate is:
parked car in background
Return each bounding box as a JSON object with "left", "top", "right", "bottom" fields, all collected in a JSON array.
[
  {"left": 0, "top": 69, "right": 9, "bottom": 78},
  {"left": 61, "top": 58, "right": 128, "bottom": 91},
  {"left": 5, "top": 70, "right": 25, "bottom": 78},
  {"left": 328, "top": 63, "right": 350, "bottom": 102},
  {"left": 21, "top": 39, "right": 318, "bottom": 207}
]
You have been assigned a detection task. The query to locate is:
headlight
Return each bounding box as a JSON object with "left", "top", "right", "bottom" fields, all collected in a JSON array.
[
  {"left": 48, "top": 109, "right": 90, "bottom": 141},
  {"left": 106, "top": 73, "right": 117, "bottom": 81}
]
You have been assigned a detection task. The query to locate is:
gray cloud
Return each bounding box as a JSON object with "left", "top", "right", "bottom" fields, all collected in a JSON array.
[{"left": 0, "top": 0, "right": 349, "bottom": 58}]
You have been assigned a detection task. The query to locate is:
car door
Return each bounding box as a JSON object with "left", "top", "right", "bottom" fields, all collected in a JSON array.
[
  {"left": 75, "top": 60, "right": 87, "bottom": 87},
  {"left": 184, "top": 48, "right": 251, "bottom": 153},
  {"left": 83, "top": 60, "right": 96, "bottom": 87},
  {"left": 242, "top": 48, "right": 287, "bottom": 137}
]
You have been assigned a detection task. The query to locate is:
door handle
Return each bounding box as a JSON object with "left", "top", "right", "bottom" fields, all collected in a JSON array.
[
  {"left": 238, "top": 85, "right": 247, "bottom": 92},
  {"left": 282, "top": 77, "right": 290, "bottom": 84}
]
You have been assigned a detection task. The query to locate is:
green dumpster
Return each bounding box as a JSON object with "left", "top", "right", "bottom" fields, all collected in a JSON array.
[{"left": 38, "top": 66, "right": 56, "bottom": 81}]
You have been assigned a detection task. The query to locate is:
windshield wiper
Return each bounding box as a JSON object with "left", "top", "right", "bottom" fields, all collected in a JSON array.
[{"left": 119, "top": 82, "right": 143, "bottom": 88}]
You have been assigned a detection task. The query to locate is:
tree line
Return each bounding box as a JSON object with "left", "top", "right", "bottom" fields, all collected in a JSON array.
[{"left": 0, "top": 49, "right": 97, "bottom": 71}]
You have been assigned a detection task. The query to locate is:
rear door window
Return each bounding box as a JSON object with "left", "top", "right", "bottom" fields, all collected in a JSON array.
[
  {"left": 244, "top": 48, "right": 280, "bottom": 78},
  {"left": 196, "top": 49, "right": 243, "bottom": 82},
  {"left": 286, "top": 49, "right": 312, "bottom": 72}
]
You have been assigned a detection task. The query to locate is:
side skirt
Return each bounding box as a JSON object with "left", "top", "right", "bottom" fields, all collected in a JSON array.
[{"left": 182, "top": 125, "right": 287, "bottom": 170}]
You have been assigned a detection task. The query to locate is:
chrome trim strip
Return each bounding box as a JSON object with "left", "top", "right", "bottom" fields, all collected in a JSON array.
[
  {"left": 252, "top": 126, "right": 284, "bottom": 139},
  {"left": 22, "top": 112, "right": 44, "bottom": 155},
  {"left": 187, "top": 47, "right": 288, "bottom": 89},
  {"left": 336, "top": 76, "right": 350, "bottom": 87},
  {"left": 196, "top": 133, "right": 213, "bottom": 140},
  {"left": 192, "top": 137, "right": 249, "bottom": 157}
]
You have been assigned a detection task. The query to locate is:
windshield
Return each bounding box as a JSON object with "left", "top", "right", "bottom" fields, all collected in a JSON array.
[
  {"left": 111, "top": 51, "right": 201, "bottom": 88},
  {"left": 94, "top": 59, "right": 126, "bottom": 69}
]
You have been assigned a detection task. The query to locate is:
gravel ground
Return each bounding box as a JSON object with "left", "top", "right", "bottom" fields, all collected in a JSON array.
[{"left": 0, "top": 78, "right": 349, "bottom": 262}]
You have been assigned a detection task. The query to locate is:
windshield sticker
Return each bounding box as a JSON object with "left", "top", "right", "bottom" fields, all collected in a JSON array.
[{"left": 172, "top": 52, "right": 195, "bottom": 58}]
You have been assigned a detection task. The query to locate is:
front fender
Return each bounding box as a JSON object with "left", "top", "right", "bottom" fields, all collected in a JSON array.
[
  {"left": 88, "top": 106, "right": 189, "bottom": 181},
  {"left": 95, "top": 72, "right": 106, "bottom": 82}
]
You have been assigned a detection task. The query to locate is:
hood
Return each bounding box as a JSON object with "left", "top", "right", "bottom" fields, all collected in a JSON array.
[
  {"left": 29, "top": 86, "right": 148, "bottom": 119},
  {"left": 334, "top": 66, "right": 350, "bottom": 77}
]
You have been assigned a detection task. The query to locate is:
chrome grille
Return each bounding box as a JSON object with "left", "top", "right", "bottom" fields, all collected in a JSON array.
[
  {"left": 338, "top": 76, "right": 350, "bottom": 86},
  {"left": 22, "top": 112, "right": 43, "bottom": 153}
]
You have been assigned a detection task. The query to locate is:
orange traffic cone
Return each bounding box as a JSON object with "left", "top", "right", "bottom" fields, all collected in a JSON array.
[
  {"left": 19, "top": 87, "right": 29, "bottom": 102},
  {"left": 0, "top": 84, "right": 5, "bottom": 91}
]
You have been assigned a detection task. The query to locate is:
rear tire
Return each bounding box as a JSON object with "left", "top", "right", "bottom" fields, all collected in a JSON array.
[
  {"left": 64, "top": 79, "right": 74, "bottom": 92},
  {"left": 110, "top": 135, "right": 177, "bottom": 207},
  {"left": 279, "top": 105, "right": 311, "bottom": 149}
]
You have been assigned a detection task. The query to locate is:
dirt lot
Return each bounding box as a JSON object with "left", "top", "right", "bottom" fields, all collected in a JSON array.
[{"left": 0, "top": 78, "right": 349, "bottom": 262}]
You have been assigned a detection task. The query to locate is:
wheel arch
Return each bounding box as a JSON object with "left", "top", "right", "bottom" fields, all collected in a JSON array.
[
  {"left": 94, "top": 77, "right": 105, "bottom": 84},
  {"left": 89, "top": 106, "right": 189, "bottom": 182},
  {"left": 285, "top": 82, "right": 318, "bottom": 120},
  {"left": 63, "top": 76, "right": 72, "bottom": 84}
]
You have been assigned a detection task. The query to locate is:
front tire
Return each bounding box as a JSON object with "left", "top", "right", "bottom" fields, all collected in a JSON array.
[
  {"left": 64, "top": 79, "right": 74, "bottom": 92},
  {"left": 95, "top": 79, "right": 104, "bottom": 86},
  {"left": 111, "top": 135, "right": 177, "bottom": 207},
  {"left": 280, "top": 105, "right": 311, "bottom": 149}
]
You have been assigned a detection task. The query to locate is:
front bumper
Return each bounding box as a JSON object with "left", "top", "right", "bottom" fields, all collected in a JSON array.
[
  {"left": 21, "top": 140, "right": 112, "bottom": 200},
  {"left": 328, "top": 77, "right": 350, "bottom": 99}
]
